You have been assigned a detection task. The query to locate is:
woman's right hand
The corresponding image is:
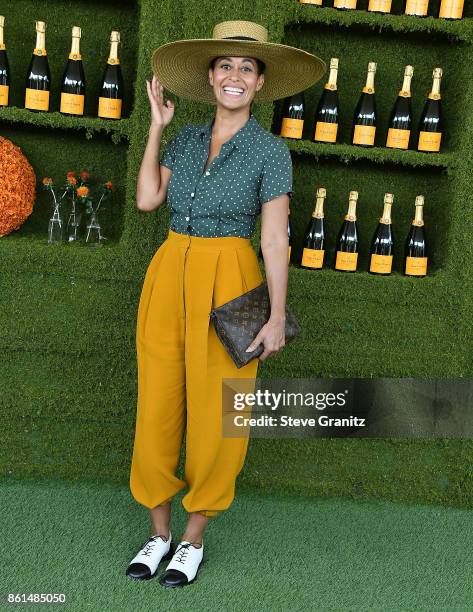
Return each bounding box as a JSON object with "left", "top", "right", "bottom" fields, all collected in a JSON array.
[{"left": 146, "top": 74, "right": 175, "bottom": 129}]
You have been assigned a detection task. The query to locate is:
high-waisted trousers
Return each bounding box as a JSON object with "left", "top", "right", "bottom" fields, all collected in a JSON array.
[{"left": 129, "top": 228, "right": 263, "bottom": 518}]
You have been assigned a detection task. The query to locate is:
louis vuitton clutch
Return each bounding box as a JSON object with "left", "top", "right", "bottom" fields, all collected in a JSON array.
[{"left": 209, "top": 281, "right": 301, "bottom": 369}]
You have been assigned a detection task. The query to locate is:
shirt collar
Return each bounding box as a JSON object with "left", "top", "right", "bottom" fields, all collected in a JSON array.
[{"left": 198, "top": 113, "right": 258, "bottom": 150}]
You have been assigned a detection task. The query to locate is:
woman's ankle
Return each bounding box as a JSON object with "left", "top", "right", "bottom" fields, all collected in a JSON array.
[{"left": 150, "top": 528, "right": 170, "bottom": 540}]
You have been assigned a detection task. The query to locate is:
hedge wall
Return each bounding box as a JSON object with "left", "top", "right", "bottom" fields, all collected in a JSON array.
[{"left": 1, "top": 0, "right": 472, "bottom": 509}]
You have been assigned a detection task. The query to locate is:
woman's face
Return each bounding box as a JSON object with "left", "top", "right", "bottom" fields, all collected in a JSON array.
[{"left": 209, "top": 56, "right": 264, "bottom": 110}]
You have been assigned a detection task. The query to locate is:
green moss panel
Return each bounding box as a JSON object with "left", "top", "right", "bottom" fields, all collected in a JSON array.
[{"left": 1, "top": 0, "right": 472, "bottom": 507}]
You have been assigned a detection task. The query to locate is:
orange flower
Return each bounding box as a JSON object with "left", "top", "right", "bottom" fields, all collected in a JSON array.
[
  {"left": 66, "top": 171, "right": 76, "bottom": 178},
  {"left": 80, "top": 170, "right": 90, "bottom": 181},
  {"left": 76, "top": 186, "right": 89, "bottom": 198},
  {"left": 42, "top": 177, "right": 53, "bottom": 186},
  {"left": 67, "top": 176, "right": 77, "bottom": 186},
  {"left": 0, "top": 136, "right": 36, "bottom": 237},
  {"left": 105, "top": 181, "right": 113, "bottom": 190}
]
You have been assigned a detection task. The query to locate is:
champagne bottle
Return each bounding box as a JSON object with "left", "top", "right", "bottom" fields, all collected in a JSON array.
[
  {"left": 386, "top": 65, "right": 413, "bottom": 150},
  {"left": 98, "top": 31, "right": 124, "bottom": 120},
  {"left": 288, "top": 206, "right": 294, "bottom": 264},
  {"left": 300, "top": 188, "right": 326, "bottom": 270},
  {"left": 335, "top": 191, "right": 359, "bottom": 272},
  {"left": 405, "top": 0, "right": 429, "bottom": 16},
  {"left": 334, "top": 0, "right": 357, "bottom": 9},
  {"left": 313, "top": 58, "right": 339, "bottom": 144},
  {"left": 368, "top": 0, "right": 392, "bottom": 13},
  {"left": 439, "top": 0, "right": 464, "bottom": 19},
  {"left": 369, "top": 193, "right": 394, "bottom": 275},
  {"left": 299, "top": 0, "right": 323, "bottom": 4},
  {"left": 404, "top": 196, "right": 428, "bottom": 277},
  {"left": 0, "top": 16, "right": 10, "bottom": 107},
  {"left": 25, "top": 21, "right": 51, "bottom": 112},
  {"left": 352, "top": 63, "right": 377, "bottom": 147},
  {"left": 60, "top": 26, "right": 85, "bottom": 116},
  {"left": 280, "top": 92, "right": 305, "bottom": 139},
  {"left": 417, "top": 68, "right": 442, "bottom": 153}
]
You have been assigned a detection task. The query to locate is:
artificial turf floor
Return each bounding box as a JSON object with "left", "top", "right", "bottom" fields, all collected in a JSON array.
[{"left": 2, "top": 476, "right": 472, "bottom": 611}]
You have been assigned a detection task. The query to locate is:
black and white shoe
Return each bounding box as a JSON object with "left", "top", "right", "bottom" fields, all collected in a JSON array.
[
  {"left": 125, "top": 531, "right": 174, "bottom": 580},
  {"left": 159, "top": 540, "right": 204, "bottom": 587}
]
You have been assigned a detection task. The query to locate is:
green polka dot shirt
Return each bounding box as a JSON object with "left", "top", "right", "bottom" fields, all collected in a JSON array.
[{"left": 159, "top": 112, "right": 293, "bottom": 238}]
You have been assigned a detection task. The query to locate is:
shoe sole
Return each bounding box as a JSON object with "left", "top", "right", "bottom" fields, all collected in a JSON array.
[
  {"left": 125, "top": 541, "right": 176, "bottom": 581},
  {"left": 159, "top": 554, "right": 205, "bottom": 588}
]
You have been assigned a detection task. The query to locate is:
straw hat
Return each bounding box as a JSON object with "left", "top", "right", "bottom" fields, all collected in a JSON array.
[{"left": 151, "top": 20, "right": 326, "bottom": 104}]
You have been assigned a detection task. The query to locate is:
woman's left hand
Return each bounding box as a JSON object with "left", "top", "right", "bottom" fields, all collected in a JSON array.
[{"left": 245, "top": 315, "right": 286, "bottom": 361}]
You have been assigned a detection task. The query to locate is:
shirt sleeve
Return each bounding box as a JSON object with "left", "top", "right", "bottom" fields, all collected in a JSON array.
[
  {"left": 258, "top": 138, "right": 293, "bottom": 206},
  {"left": 160, "top": 126, "right": 189, "bottom": 171}
]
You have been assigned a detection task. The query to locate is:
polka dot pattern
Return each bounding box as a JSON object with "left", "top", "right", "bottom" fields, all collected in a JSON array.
[{"left": 160, "top": 112, "right": 293, "bottom": 238}]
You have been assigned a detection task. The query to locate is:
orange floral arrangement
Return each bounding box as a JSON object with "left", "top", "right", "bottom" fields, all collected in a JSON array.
[{"left": 0, "top": 136, "right": 37, "bottom": 237}]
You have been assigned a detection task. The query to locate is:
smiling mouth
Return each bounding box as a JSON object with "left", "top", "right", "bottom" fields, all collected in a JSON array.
[{"left": 222, "top": 86, "right": 245, "bottom": 97}]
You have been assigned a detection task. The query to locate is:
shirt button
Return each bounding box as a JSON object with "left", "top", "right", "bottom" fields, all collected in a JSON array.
[
  {"left": 191, "top": 192, "right": 195, "bottom": 198},
  {"left": 205, "top": 170, "right": 210, "bottom": 176},
  {"left": 185, "top": 216, "right": 190, "bottom": 221}
]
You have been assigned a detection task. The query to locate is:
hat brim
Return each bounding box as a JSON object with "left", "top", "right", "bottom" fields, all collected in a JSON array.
[{"left": 151, "top": 39, "right": 326, "bottom": 104}]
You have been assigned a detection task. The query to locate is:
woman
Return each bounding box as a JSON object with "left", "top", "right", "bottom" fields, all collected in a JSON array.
[{"left": 126, "top": 20, "right": 324, "bottom": 587}]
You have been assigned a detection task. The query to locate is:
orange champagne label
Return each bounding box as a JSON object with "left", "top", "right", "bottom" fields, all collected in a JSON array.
[
  {"left": 370, "top": 254, "right": 393, "bottom": 274},
  {"left": 353, "top": 124, "right": 375, "bottom": 146},
  {"left": 405, "top": 0, "right": 428, "bottom": 14},
  {"left": 288, "top": 245, "right": 292, "bottom": 263},
  {"left": 107, "top": 57, "right": 120, "bottom": 65},
  {"left": 299, "top": 0, "right": 323, "bottom": 4},
  {"left": 60, "top": 92, "right": 84, "bottom": 115},
  {"left": 0, "top": 84, "right": 9, "bottom": 106},
  {"left": 0, "top": 43, "right": 5, "bottom": 51},
  {"left": 334, "top": 0, "right": 357, "bottom": 7},
  {"left": 368, "top": 0, "right": 392, "bottom": 10},
  {"left": 336, "top": 251, "right": 358, "bottom": 271},
  {"left": 69, "top": 52, "right": 82, "bottom": 60},
  {"left": 314, "top": 121, "right": 338, "bottom": 143},
  {"left": 405, "top": 256, "right": 428, "bottom": 276},
  {"left": 25, "top": 88, "right": 50, "bottom": 111},
  {"left": 439, "top": 0, "right": 464, "bottom": 18},
  {"left": 302, "top": 248, "right": 324, "bottom": 269},
  {"left": 33, "top": 48, "right": 47, "bottom": 56},
  {"left": 281, "top": 117, "right": 303, "bottom": 139},
  {"left": 386, "top": 128, "right": 410, "bottom": 149},
  {"left": 98, "top": 97, "right": 122, "bottom": 119},
  {"left": 418, "top": 131, "right": 442, "bottom": 152}
]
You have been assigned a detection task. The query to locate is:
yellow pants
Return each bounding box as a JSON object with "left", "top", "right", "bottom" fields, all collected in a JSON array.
[{"left": 130, "top": 228, "right": 263, "bottom": 518}]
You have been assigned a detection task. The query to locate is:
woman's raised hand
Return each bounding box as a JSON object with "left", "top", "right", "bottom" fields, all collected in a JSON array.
[{"left": 146, "top": 74, "right": 175, "bottom": 128}]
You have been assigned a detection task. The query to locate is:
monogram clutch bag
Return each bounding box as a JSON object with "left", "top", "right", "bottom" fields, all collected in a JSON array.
[{"left": 209, "top": 281, "right": 301, "bottom": 369}]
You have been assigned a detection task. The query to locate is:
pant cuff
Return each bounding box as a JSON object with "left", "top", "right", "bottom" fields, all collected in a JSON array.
[{"left": 196, "top": 510, "right": 220, "bottom": 518}]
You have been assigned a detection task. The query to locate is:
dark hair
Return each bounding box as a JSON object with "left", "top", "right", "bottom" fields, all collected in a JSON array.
[{"left": 209, "top": 56, "right": 266, "bottom": 75}]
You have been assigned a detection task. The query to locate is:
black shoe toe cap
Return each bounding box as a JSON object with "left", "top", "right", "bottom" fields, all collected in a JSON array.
[
  {"left": 159, "top": 569, "right": 188, "bottom": 587},
  {"left": 126, "top": 562, "right": 152, "bottom": 580}
]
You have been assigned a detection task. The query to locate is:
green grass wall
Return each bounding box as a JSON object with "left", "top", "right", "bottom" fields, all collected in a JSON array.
[{"left": 1, "top": 0, "right": 472, "bottom": 509}]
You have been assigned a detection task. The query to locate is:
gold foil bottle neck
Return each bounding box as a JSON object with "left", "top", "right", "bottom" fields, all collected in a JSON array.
[{"left": 313, "top": 187, "right": 326, "bottom": 218}]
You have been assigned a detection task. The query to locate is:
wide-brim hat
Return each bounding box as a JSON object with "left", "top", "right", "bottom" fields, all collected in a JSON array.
[{"left": 151, "top": 20, "right": 326, "bottom": 104}]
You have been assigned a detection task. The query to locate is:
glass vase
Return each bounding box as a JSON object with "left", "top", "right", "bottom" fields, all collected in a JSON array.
[
  {"left": 84, "top": 210, "right": 104, "bottom": 247},
  {"left": 66, "top": 196, "right": 81, "bottom": 243},
  {"left": 47, "top": 198, "right": 66, "bottom": 244}
]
